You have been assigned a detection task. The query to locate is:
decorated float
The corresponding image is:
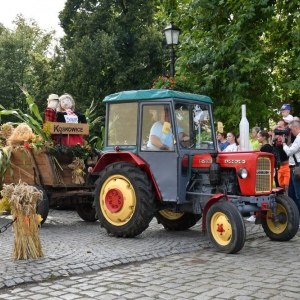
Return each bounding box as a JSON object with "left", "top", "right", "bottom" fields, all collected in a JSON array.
[{"left": 0, "top": 88, "right": 102, "bottom": 224}]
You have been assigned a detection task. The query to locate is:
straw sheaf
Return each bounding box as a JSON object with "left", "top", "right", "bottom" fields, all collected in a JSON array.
[
  {"left": 0, "top": 123, "right": 14, "bottom": 140},
  {"left": 6, "top": 124, "right": 36, "bottom": 146},
  {"left": 1, "top": 182, "right": 44, "bottom": 259}
]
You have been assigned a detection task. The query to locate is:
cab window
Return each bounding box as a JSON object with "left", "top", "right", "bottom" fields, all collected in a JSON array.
[{"left": 107, "top": 103, "right": 138, "bottom": 145}]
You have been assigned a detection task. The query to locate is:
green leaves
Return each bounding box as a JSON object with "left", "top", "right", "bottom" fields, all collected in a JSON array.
[{"left": 158, "top": 0, "right": 300, "bottom": 130}]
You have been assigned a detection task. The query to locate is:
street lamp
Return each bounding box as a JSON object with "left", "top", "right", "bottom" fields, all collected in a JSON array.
[{"left": 163, "top": 21, "right": 181, "bottom": 77}]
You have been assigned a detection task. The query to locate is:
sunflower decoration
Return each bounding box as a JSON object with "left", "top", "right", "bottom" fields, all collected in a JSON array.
[
  {"left": 7, "top": 124, "right": 36, "bottom": 147},
  {"left": 0, "top": 196, "right": 11, "bottom": 216},
  {"left": 42, "top": 122, "right": 52, "bottom": 138}
]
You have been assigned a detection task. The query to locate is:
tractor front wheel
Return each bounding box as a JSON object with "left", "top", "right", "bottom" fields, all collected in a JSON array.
[
  {"left": 206, "top": 201, "right": 246, "bottom": 254},
  {"left": 261, "top": 194, "right": 299, "bottom": 241},
  {"left": 155, "top": 209, "right": 201, "bottom": 230},
  {"left": 94, "top": 162, "right": 155, "bottom": 237}
]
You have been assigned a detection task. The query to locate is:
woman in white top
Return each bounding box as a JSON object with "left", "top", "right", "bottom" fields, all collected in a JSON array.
[{"left": 223, "top": 132, "right": 238, "bottom": 152}]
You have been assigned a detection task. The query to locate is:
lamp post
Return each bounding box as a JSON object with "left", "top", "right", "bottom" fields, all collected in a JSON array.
[{"left": 163, "top": 21, "right": 181, "bottom": 77}]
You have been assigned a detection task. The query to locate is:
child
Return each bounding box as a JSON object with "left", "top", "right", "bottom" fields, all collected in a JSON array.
[{"left": 280, "top": 103, "right": 293, "bottom": 123}]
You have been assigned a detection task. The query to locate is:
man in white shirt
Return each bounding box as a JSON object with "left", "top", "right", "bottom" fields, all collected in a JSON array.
[{"left": 282, "top": 120, "right": 300, "bottom": 214}]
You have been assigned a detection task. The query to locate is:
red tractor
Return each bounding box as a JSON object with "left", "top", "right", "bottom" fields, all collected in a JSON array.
[{"left": 91, "top": 89, "right": 299, "bottom": 254}]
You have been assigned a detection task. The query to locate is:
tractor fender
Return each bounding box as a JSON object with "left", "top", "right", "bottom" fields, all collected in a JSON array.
[
  {"left": 91, "top": 151, "right": 161, "bottom": 201},
  {"left": 201, "top": 193, "right": 230, "bottom": 231}
]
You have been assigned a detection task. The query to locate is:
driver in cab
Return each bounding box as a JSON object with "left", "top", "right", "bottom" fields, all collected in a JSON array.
[{"left": 147, "top": 108, "right": 189, "bottom": 150}]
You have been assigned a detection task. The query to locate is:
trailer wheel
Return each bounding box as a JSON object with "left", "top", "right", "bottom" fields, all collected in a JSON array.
[
  {"left": 34, "top": 186, "right": 49, "bottom": 225},
  {"left": 206, "top": 201, "right": 246, "bottom": 254},
  {"left": 94, "top": 162, "right": 155, "bottom": 237},
  {"left": 155, "top": 209, "right": 201, "bottom": 230},
  {"left": 76, "top": 202, "right": 98, "bottom": 222},
  {"left": 261, "top": 194, "right": 299, "bottom": 241}
]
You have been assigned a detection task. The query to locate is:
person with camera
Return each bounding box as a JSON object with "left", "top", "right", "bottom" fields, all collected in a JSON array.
[
  {"left": 272, "top": 120, "right": 291, "bottom": 192},
  {"left": 280, "top": 120, "right": 300, "bottom": 214}
]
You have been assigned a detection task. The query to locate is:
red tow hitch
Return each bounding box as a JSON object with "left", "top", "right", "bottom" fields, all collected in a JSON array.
[{"left": 261, "top": 201, "right": 270, "bottom": 211}]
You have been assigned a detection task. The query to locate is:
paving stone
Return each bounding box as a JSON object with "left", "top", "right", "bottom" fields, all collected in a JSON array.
[{"left": 0, "top": 210, "right": 300, "bottom": 299}]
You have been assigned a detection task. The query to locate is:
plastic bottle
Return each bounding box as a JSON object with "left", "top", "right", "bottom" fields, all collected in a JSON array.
[{"left": 239, "top": 105, "right": 250, "bottom": 151}]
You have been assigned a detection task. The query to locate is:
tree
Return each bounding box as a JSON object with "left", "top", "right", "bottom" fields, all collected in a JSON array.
[
  {"left": 0, "top": 16, "right": 59, "bottom": 115},
  {"left": 58, "top": 0, "right": 167, "bottom": 113},
  {"left": 158, "top": 0, "right": 300, "bottom": 130}
]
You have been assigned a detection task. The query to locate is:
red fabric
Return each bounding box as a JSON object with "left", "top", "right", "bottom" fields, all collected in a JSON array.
[
  {"left": 44, "top": 107, "right": 57, "bottom": 122},
  {"left": 59, "top": 135, "right": 84, "bottom": 146}
]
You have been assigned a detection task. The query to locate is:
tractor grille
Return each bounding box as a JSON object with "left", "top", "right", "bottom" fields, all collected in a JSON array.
[{"left": 256, "top": 157, "right": 271, "bottom": 193}]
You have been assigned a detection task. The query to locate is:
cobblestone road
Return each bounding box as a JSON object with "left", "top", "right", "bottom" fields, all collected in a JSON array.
[{"left": 0, "top": 209, "right": 300, "bottom": 299}]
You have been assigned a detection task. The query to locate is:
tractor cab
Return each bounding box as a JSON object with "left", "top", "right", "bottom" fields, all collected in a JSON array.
[{"left": 100, "top": 89, "right": 216, "bottom": 203}]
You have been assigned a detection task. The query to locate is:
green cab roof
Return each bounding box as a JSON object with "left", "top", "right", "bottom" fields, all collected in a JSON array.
[{"left": 103, "top": 89, "right": 213, "bottom": 104}]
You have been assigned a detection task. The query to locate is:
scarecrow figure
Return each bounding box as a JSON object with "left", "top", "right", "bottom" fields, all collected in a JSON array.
[{"left": 56, "top": 93, "right": 87, "bottom": 146}]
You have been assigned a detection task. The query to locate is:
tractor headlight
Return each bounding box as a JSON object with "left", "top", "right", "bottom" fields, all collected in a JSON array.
[{"left": 237, "top": 168, "right": 248, "bottom": 179}]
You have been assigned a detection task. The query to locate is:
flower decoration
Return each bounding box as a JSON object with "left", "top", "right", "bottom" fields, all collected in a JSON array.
[
  {"left": 152, "top": 75, "right": 197, "bottom": 93},
  {"left": 48, "top": 143, "right": 93, "bottom": 160}
]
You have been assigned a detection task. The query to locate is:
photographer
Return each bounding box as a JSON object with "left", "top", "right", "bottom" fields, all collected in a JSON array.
[
  {"left": 281, "top": 120, "right": 300, "bottom": 214},
  {"left": 272, "top": 120, "right": 291, "bottom": 192}
]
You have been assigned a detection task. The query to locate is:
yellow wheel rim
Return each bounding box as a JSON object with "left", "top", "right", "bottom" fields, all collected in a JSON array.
[
  {"left": 159, "top": 209, "right": 184, "bottom": 220},
  {"left": 266, "top": 203, "right": 287, "bottom": 234},
  {"left": 100, "top": 174, "right": 136, "bottom": 226},
  {"left": 210, "top": 212, "right": 232, "bottom": 246}
]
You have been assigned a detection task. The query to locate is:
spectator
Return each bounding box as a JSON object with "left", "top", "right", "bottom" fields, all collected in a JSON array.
[
  {"left": 223, "top": 132, "right": 238, "bottom": 152},
  {"left": 217, "top": 132, "right": 229, "bottom": 151},
  {"left": 250, "top": 126, "right": 260, "bottom": 150},
  {"left": 282, "top": 120, "right": 300, "bottom": 215},
  {"left": 257, "top": 130, "right": 273, "bottom": 153},
  {"left": 280, "top": 103, "right": 293, "bottom": 123},
  {"left": 272, "top": 120, "right": 290, "bottom": 193}
]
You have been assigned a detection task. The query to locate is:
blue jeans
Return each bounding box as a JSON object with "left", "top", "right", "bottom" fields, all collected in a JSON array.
[{"left": 288, "top": 167, "right": 300, "bottom": 213}]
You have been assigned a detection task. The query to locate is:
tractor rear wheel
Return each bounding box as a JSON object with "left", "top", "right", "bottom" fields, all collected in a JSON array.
[
  {"left": 155, "top": 209, "right": 201, "bottom": 230},
  {"left": 206, "top": 201, "right": 246, "bottom": 254},
  {"left": 261, "top": 194, "right": 299, "bottom": 241},
  {"left": 94, "top": 162, "right": 155, "bottom": 237}
]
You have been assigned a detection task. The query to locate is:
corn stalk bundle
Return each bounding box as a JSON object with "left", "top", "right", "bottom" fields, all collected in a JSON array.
[
  {"left": 1, "top": 182, "right": 43, "bottom": 260},
  {"left": 68, "top": 157, "right": 86, "bottom": 184}
]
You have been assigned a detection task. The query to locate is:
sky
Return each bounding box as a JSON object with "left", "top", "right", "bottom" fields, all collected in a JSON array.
[{"left": 0, "top": 0, "right": 67, "bottom": 37}]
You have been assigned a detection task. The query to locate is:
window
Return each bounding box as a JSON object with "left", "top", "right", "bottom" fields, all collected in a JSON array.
[
  {"left": 107, "top": 103, "right": 138, "bottom": 145},
  {"left": 175, "top": 102, "right": 214, "bottom": 150},
  {"left": 141, "top": 104, "right": 174, "bottom": 151}
]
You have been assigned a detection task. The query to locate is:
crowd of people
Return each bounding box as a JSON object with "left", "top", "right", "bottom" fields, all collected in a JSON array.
[{"left": 217, "top": 103, "right": 300, "bottom": 224}]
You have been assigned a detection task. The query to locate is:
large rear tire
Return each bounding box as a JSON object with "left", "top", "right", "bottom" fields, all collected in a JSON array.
[
  {"left": 155, "top": 210, "right": 201, "bottom": 230},
  {"left": 94, "top": 162, "right": 155, "bottom": 237},
  {"left": 206, "top": 201, "right": 246, "bottom": 254},
  {"left": 261, "top": 194, "right": 299, "bottom": 241}
]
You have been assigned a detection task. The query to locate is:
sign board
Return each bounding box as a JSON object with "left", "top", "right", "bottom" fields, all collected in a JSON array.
[{"left": 49, "top": 122, "right": 89, "bottom": 135}]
